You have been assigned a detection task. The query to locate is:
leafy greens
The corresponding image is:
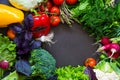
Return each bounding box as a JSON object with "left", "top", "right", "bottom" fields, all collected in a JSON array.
[
  {"left": 0, "top": 34, "right": 16, "bottom": 67},
  {"left": 70, "top": 0, "right": 120, "bottom": 40},
  {"left": 55, "top": 65, "right": 89, "bottom": 80}
]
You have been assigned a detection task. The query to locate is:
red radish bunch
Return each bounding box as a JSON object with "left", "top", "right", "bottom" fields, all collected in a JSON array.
[
  {"left": 0, "top": 60, "right": 9, "bottom": 69},
  {"left": 97, "top": 37, "right": 120, "bottom": 59},
  {"left": 101, "top": 37, "right": 111, "bottom": 45},
  {"left": 107, "top": 51, "right": 120, "bottom": 59}
]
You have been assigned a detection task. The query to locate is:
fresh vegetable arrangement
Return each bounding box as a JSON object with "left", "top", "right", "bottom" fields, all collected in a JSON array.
[{"left": 0, "top": 0, "right": 120, "bottom": 80}]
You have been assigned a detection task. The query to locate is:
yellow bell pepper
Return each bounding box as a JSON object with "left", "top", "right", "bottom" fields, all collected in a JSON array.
[{"left": 0, "top": 4, "right": 24, "bottom": 27}]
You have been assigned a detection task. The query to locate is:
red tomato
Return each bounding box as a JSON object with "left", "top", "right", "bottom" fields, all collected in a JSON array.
[
  {"left": 46, "top": 1, "right": 53, "bottom": 11},
  {"left": 84, "top": 58, "right": 96, "bottom": 68},
  {"left": 66, "top": 0, "right": 77, "bottom": 5},
  {"left": 40, "top": 1, "right": 53, "bottom": 12},
  {"left": 50, "top": 6, "right": 60, "bottom": 15},
  {"left": 50, "top": 16, "right": 60, "bottom": 27},
  {"left": 53, "top": 0, "right": 64, "bottom": 5},
  {"left": 39, "top": 4, "right": 45, "bottom": 12}
]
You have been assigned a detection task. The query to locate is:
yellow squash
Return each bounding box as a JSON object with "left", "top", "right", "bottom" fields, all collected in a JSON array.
[{"left": 0, "top": 4, "right": 24, "bottom": 27}]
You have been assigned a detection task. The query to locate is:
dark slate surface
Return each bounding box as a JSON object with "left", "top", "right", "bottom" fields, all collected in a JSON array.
[
  {"left": 43, "top": 23, "right": 98, "bottom": 67},
  {"left": 0, "top": 0, "right": 11, "bottom": 5}
]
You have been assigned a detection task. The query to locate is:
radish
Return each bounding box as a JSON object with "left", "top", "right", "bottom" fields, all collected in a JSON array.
[
  {"left": 96, "top": 44, "right": 111, "bottom": 52},
  {"left": 0, "top": 60, "right": 9, "bottom": 69},
  {"left": 105, "top": 43, "right": 120, "bottom": 59},
  {"left": 97, "top": 43, "right": 120, "bottom": 52},
  {"left": 109, "top": 43, "right": 120, "bottom": 53},
  {"left": 101, "top": 37, "right": 111, "bottom": 45},
  {"left": 107, "top": 51, "right": 120, "bottom": 59}
]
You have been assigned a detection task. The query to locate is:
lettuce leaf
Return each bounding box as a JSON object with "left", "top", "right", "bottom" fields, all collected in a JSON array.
[
  {"left": 2, "top": 71, "right": 26, "bottom": 80},
  {"left": 95, "top": 60, "right": 113, "bottom": 73},
  {"left": 0, "top": 34, "right": 16, "bottom": 67},
  {"left": 55, "top": 65, "right": 89, "bottom": 80}
]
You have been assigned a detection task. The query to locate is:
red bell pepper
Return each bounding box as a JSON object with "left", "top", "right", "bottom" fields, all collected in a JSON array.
[{"left": 31, "top": 10, "right": 50, "bottom": 38}]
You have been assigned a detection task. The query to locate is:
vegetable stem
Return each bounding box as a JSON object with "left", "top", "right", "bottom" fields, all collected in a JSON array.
[
  {"left": 60, "top": 2, "right": 76, "bottom": 27},
  {"left": 30, "top": 9, "right": 40, "bottom": 16},
  {"left": 0, "top": 68, "right": 4, "bottom": 79}
]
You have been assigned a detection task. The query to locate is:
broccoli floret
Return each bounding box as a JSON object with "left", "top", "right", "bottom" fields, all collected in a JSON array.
[{"left": 29, "top": 48, "right": 56, "bottom": 79}]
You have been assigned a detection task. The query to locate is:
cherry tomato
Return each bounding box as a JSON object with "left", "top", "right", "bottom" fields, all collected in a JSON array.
[
  {"left": 53, "top": 0, "right": 64, "bottom": 5},
  {"left": 46, "top": 1, "right": 53, "bottom": 11},
  {"left": 50, "top": 6, "right": 60, "bottom": 15},
  {"left": 39, "top": 4, "right": 45, "bottom": 12},
  {"left": 50, "top": 16, "right": 61, "bottom": 27},
  {"left": 84, "top": 57, "right": 96, "bottom": 68},
  {"left": 66, "top": 0, "right": 77, "bottom": 5},
  {"left": 40, "top": 1, "right": 53, "bottom": 12},
  {"left": 7, "top": 29, "right": 15, "bottom": 40}
]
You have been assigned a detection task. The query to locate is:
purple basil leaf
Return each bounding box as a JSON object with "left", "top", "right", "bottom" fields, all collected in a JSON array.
[
  {"left": 14, "top": 37, "right": 22, "bottom": 47},
  {"left": 15, "top": 59, "right": 31, "bottom": 77},
  {"left": 14, "top": 35, "right": 25, "bottom": 47},
  {"left": 24, "top": 31, "right": 33, "bottom": 41},
  {"left": 17, "top": 47, "right": 31, "bottom": 55},
  {"left": 9, "top": 23, "right": 23, "bottom": 33},
  {"left": 84, "top": 67, "right": 89, "bottom": 74},
  {"left": 30, "top": 40, "right": 41, "bottom": 49},
  {"left": 23, "top": 47, "right": 31, "bottom": 54},
  {"left": 85, "top": 66, "right": 98, "bottom": 80},
  {"left": 22, "top": 40, "right": 29, "bottom": 48},
  {"left": 24, "top": 14, "right": 34, "bottom": 30},
  {"left": 17, "top": 49, "right": 25, "bottom": 55}
]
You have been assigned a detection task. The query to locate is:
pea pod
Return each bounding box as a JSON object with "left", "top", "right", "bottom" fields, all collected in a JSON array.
[{"left": 0, "top": 4, "right": 24, "bottom": 27}]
